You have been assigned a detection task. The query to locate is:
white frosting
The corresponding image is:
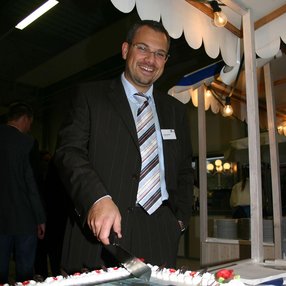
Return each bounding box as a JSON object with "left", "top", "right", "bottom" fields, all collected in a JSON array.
[{"left": 12, "top": 265, "right": 245, "bottom": 286}]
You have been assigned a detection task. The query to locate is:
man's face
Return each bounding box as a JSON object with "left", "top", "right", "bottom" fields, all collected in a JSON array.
[{"left": 122, "top": 25, "right": 169, "bottom": 93}]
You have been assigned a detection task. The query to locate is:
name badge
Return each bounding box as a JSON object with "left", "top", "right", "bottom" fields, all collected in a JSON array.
[{"left": 161, "top": 129, "right": 176, "bottom": 140}]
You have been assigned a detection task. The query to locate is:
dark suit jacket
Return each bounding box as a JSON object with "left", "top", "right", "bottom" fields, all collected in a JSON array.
[
  {"left": 0, "top": 125, "right": 46, "bottom": 234},
  {"left": 55, "top": 77, "right": 194, "bottom": 271}
]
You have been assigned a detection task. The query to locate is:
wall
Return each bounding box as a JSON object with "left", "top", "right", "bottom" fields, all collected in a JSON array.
[{"left": 188, "top": 102, "right": 248, "bottom": 156}]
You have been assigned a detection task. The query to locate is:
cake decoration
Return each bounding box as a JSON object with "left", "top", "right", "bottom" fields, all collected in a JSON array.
[
  {"left": 2, "top": 265, "right": 246, "bottom": 286},
  {"left": 215, "top": 269, "right": 239, "bottom": 283}
]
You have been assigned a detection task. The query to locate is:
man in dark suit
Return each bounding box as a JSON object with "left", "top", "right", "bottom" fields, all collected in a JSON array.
[
  {"left": 55, "top": 20, "right": 194, "bottom": 273},
  {"left": 0, "top": 103, "right": 46, "bottom": 284}
]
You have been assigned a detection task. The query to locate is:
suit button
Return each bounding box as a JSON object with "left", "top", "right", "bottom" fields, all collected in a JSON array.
[{"left": 127, "top": 207, "right": 134, "bottom": 213}]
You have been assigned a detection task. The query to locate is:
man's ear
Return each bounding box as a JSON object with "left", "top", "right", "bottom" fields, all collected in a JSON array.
[{"left": 122, "top": 42, "right": 129, "bottom": 60}]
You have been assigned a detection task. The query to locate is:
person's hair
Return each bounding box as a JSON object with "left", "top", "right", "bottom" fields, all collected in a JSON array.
[
  {"left": 7, "top": 102, "right": 33, "bottom": 121},
  {"left": 241, "top": 167, "right": 249, "bottom": 191},
  {"left": 126, "top": 20, "right": 171, "bottom": 50}
]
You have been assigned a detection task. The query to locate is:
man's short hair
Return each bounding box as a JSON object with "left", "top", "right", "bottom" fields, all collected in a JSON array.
[
  {"left": 7, "top": 102, "right": 34, "bottom": 121},
  {"left": 126, "top": 20, "right": 171, "bottom": 51}
]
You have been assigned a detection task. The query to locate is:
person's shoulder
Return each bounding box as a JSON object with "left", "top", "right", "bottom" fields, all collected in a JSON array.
[
  {"left": 5, "top": 125, "right": 34, "bottom": 145},
  {"left": 19, "top": 133, "right": 35, "bottom": 147},
  {"left": 0, "top": 124, "right": 23, "bottom": 137},
  {"left": 232, "top": 181, "right": 242, "bottom": 190},
  {"left": 77, "top": 78, "right": 120, "bottom": 93}
]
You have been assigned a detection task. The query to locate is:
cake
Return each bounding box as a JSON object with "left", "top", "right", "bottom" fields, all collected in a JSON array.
[{"left": 4, "top": 265, "right": 245, "bottom": 286}]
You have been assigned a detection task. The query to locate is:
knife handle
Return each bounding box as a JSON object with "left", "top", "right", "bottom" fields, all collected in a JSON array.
[{"left": 109, "top": 230, "right": 119, "bottom": 245}]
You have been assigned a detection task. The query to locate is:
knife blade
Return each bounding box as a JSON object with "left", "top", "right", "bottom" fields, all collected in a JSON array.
[{"left": 104, "top": 241, "right": 151, "bottom": 282}]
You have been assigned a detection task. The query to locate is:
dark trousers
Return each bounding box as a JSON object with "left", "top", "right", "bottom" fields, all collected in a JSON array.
[{"left": 0, "top": 234, "right": 37, "bottom": 284}]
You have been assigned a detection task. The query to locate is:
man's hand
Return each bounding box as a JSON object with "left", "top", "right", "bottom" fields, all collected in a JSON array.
[
  {"left": 87, "top": 197, "right": 122, "bottom": 245},
  {"left": 37, "top": 223, "right": 46, "bottom": 239}
]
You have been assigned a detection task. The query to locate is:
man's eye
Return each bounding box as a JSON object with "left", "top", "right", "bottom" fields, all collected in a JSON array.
[
  {"left": 156, "top": 52, "right": 166, "bottom": 59},
  {"left": 138, "top": 45, "right": 147, "bottom": 52}
]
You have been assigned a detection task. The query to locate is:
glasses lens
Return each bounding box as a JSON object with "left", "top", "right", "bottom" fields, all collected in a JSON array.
[{"left": 133, "top": 43, "right": 168, "bottom": 61}]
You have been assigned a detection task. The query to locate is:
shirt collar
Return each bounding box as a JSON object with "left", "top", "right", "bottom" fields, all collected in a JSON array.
[{"left": 121, "top": 73, "right": 154, "bottom": 102}]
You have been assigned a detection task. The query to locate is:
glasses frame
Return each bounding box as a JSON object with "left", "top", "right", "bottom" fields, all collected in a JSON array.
[{"left": 131, "top": 43, "right": 170, "bottom": 61}]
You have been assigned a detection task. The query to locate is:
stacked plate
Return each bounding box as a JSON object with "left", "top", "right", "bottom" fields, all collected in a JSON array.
[
  {"left": 263, "top": 219, "right": 274, "bottom": 243},
  {"left": 281, "top": 217, "right": 286, "bottom": 239},
  {"left": 215, "top": 219, "right": 238, "bottom": 239},
  {"left": 282, "top": 217, "right": 286, "bottom": 256}
]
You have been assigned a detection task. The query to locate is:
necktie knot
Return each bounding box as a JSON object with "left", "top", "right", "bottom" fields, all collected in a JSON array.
[{"left": 134, "top": 92, "right": 148, "bottom": 104}]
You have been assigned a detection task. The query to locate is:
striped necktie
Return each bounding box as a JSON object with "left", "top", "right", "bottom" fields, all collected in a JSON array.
[{"left": 134, "top": 92, "right": 162, "bottom": 214}]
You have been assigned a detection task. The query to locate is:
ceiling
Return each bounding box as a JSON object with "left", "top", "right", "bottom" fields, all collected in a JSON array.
[{"left": 0, "top": 0, "right": 218, "bottom": 110}]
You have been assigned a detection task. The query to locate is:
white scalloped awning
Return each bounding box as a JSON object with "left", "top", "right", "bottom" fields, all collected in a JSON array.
[{"left": 110, "top": 0, "right": 286, "bottom": 66}]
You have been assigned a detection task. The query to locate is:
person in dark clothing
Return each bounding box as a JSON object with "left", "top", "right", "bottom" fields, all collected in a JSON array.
[
  {"left": 54, "top": 20, "right": 193, "bottom": 273},
  {"left": 0, "top": 102, "right": 46, "bottom": 284},
  {"left": 45, "top": 158, "right": 69, "bottom": 276}
]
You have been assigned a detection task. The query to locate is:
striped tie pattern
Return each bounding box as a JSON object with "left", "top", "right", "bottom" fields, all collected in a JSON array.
[{"left": 135, "top": 93, "right": 162, "bottom": 214}]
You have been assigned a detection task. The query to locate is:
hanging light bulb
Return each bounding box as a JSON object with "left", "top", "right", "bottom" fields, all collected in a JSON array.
[
  {"left": 210, "top": 1, "right": 228, "bottom": 27},
  {"left": 213, "top": 11, "right": 228, "bottom": 27},
  {"left": 223, "top": 162, "right": 231, "bottom": 171},
  {"left": 205, "top": 86, "right": 212, "bottom": 98},
  {"left": 207, "top": 163, "right": 214, "bottom": 172},
  {"left": 278, "top": 125, "right": 283, "bottom": 135},
  {"left": 215, "top": 159, "right": 222, "bottom": 167},
  {"left": 222, "top": 96, "right": 233, "bottom": 117},
  {"left": 216, "top": 165, "right": 223, "bottom": 173}
]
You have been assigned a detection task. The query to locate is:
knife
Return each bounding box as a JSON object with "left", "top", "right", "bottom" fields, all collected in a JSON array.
[{"left": 103, "top": 234, "right": 151, "bottom": 282}]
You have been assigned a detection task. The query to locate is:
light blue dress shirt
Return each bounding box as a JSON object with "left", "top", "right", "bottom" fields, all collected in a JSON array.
[{"left": 121, "top": 73, "right": 168, "bottom": 202}]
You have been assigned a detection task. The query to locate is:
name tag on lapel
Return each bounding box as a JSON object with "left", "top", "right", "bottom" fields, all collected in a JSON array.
[{"left": 161, "top": 129, "right": 176, "bottom": 140}]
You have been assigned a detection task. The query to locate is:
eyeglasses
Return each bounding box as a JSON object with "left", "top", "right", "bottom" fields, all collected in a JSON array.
[{"left": 131, "top": 43, "right": 170, "bottom": 61}]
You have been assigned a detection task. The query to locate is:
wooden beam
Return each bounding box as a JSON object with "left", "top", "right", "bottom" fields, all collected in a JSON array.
[
  {"left": 264, "top": 63, "right": 283, "bottom": 259},
  {"left": 185, "top": 0, "right": 242, "bottom": 38},
  {"left": 274, "top": 76, "right": 286, "bottom": 86},
  {"left": 186, "top": 1, "right": 286, "bottom": 37},
  {"left": 255, "top": 4, "right": 286, "bottom": 30},
  {"left": 242, "top": 7, "right": 264, "bottom": 261},
  {"left": 212, "top": 79, "right": 286, "bottom": 119},
  {"left": 198, "top": 85, "right": 208, "bottom": 265}
]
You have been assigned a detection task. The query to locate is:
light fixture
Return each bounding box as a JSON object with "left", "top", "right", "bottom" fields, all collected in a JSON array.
[
  {"left": 223, "top": 162, "right": 231, "bottom": 171},
  {"left": 207, "top": 160, "right": 236, "bottom": 174},
  {"left": 215, "top": 159, "right": 222, "bottom": 167},
  {"left": 210, "top": 1, "right": 227, "bottom": 27},
  {"left": 222, "top": 96, "right": 233, "bottom": 117},
  {"left": 277, "top": 122, "right": 286, "bottom": 136},
  {"left": 15, "top": 0, "right": 59, "bottom": 30},
  {"left": 207, "top": 159, "right": 237, "bottom": 189},
  {"left": 205, "top": 86, "right": 213, "bottom": 98},
  {"left": 207, "top": 163, "right": 215, "bottom": 172}
]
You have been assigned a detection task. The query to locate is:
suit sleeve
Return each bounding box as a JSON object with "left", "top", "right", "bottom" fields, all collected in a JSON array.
[
  {"left": 25, "top": 141, "right": 46, "bottom": 224},
  {"left": 54, "top": 90, "right": 109, "bottom": 224},
  {"left": 175, "top": 105, "right": 194, "bottom": 228}
]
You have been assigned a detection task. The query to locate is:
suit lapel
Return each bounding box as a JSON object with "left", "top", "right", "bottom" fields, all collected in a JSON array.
[
  {"left": 107, "top": 79, "right": 139, "bottom": 149},
  {"left": 153, "top": 91, "right": 170, "bottom": 130},
  {"left": 153, "top": 91, "right": 176, "bottom": 185},
  {"left": 106, "top": 80, "right": 172, "bottom": 152}
]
